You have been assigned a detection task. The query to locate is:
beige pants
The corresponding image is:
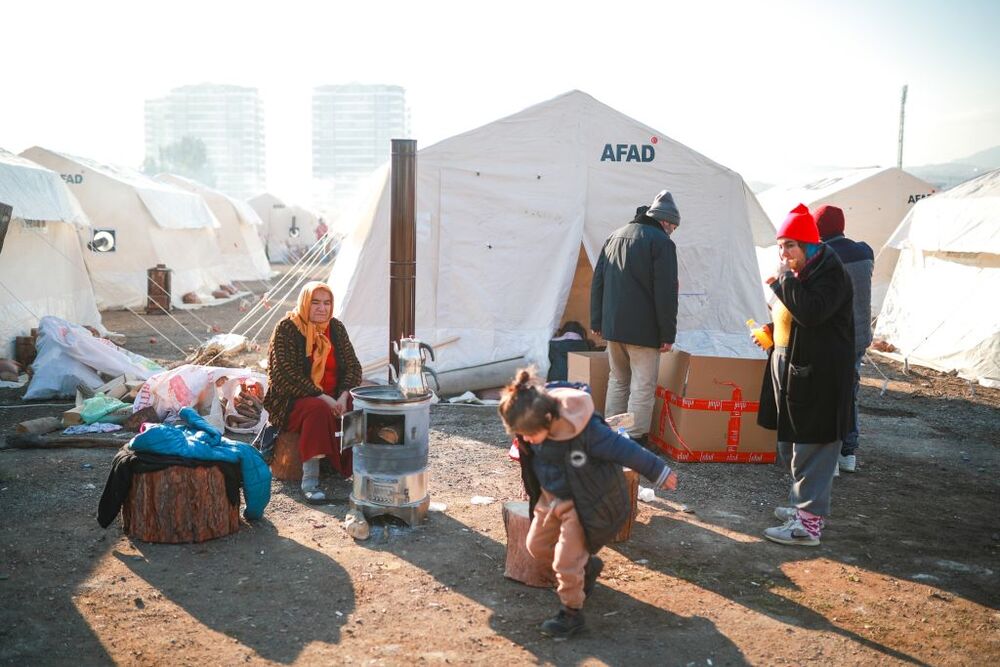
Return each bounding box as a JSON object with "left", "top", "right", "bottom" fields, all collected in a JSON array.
[
  {"left": 526, "top": 490, "right": 589, "bottom": 610},
  {"left": 605, "top": 341, "right": 661, "bottom": 437}
]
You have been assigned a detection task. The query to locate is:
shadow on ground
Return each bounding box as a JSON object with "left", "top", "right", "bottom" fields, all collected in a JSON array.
[{"left": 117, "top": 518, "right": 354, "bottom": 664}]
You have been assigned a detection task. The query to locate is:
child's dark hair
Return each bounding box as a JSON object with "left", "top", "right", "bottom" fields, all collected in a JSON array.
[
  {"left": 556, "top": 320, "right": 587, "bottom": 339},
  {"left": 498, "top": 367, "right": 560, "bottom": 436}
]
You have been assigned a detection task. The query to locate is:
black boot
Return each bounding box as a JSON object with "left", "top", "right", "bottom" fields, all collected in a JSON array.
[
  {"left": 583, "top": 556, "right": 604, "bottom": 597},
  {"left": 540, "top": 606, "right": 585, "bottom": 638}
]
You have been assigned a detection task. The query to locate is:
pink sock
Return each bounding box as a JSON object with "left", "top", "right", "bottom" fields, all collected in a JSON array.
[{"left": 796, "top": 509, "right": 824, "bottom": 537}]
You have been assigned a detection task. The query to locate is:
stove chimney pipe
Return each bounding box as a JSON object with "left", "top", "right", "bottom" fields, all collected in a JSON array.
[{"left": 388, "top": 138, "right": 417, "bottom": 379}]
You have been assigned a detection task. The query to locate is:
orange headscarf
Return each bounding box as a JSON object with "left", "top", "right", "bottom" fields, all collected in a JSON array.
[{"left": 288, "top": 281, "right": 334, "bottom": 390}]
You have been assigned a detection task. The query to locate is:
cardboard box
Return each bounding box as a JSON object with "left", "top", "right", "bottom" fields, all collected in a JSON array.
[
  {"left": 650, "top": 350, "right": 776, "bottom": 463},
  {"left": 567, "top": 351, "right": 609, "bottom": 413}
]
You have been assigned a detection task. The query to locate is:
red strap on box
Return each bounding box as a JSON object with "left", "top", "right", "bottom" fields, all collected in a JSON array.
[{"left": 655, "top": 383, "right": 760, "bottom": 453}]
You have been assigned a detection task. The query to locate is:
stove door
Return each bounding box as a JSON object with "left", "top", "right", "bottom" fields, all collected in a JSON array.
[{"left": 339, "top": 409, "right": 365, "bottom": 452}]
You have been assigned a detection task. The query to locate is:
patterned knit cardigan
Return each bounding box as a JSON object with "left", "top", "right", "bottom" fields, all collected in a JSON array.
[{"left": 262, "top": 316, "right": 362, "bottom": 430}]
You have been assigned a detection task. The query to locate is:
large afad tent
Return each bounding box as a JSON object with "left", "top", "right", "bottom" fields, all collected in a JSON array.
[
  {"left": 156, "top": 174, "right": 271, "bottom": 281},
  {"left": 22, "top": 147, "right": 225, "bottom": 310},
  {"left": 874, "top": 169, "right": 1000, "bottom": 387},
  {"left": 757, "top": 166, "right": 936, "bottom": 314},
  {"left": 328, "top": 90, "right": 773, "bottom": 373},
  {"left": 0, "top": 148, "right": 102, "bottom": 357},
  {"left": 248, "top": 192, "right": 323, "bottom": 263}
]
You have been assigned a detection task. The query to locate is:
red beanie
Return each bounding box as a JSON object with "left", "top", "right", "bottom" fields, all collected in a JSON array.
[
  {"left": 776, "top": 203, "right": 819, "bottom": 244},
  {"left": 815, "top": 204, "right": 845, "bottom": 240}
]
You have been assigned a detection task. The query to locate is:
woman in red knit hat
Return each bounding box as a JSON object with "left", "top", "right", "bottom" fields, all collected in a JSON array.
[{"left": 754, "top": 204, "right": 856, "bottom": 546}]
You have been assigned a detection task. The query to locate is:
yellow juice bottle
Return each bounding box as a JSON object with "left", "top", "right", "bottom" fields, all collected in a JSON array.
[{"left": 746, "top": 318, "right": 773, "bottom": 351}]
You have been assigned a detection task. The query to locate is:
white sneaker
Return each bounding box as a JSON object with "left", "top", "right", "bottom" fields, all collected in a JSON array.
[
  {"left": 774, "top": 506, "right": 797, "bottom": 522},
  {"left": 839, "top": 454, "right": 857, "bottom": 473},
  {"left": 302, "top": 486, "right": 327, "bottom": 504},
  {"left": 764, "top": 518, "right": 821, "bottom": 547},
  {"left": 833, "top": 464, "right": 840, "bottom": 477}
]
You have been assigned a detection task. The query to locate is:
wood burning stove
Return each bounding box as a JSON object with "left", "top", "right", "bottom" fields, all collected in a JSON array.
[{"left": 340, "top": 384, "right": 430, "bottom": 526}]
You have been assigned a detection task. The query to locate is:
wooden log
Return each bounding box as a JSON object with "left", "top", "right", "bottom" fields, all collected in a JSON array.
[
  {"left": 122, "top": 465, "right": 240, "bottom": 543},
  {"left": 16, "top": 416, "right": 63, "bottom": 435},
  {"left": 612, "top": 468, "right": 640, "bottom": 544},
  {"left": 2, "top": 434, "right": 131, "bottom": 450},
  {"left": 270, "top": 431, "right": 302, "bottom": 481},
  {"left": 502, "top": 501, "right": 556, "bottom": 588}
]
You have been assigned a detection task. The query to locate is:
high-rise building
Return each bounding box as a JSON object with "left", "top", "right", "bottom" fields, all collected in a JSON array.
[
  {"left": 312, "top": 83, "right": 408, "bottom": 208},
  {"left": 145, "top": 84, "right": 265, "bottom": 200}
]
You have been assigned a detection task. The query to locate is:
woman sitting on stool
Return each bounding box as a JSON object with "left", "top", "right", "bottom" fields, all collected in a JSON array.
[{"left": 263, "top": 281, "right": 361, "bottom": 502}]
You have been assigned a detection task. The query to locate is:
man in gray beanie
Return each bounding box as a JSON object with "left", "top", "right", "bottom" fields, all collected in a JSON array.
[{"left": 590, "top": 190, "right": 680, "bottom": 443}]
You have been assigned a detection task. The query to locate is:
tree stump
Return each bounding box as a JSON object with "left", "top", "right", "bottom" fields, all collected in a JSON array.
[
  {"left": 612, "top": 468, "right": 640, "bottom": 543},
  {"left": 502, "top": 501, "right": 556, "bottom": 588},
  {"left": 271, "top": 431, "right": 302, "bottom": 481},
  {"left": 122, "top": 465, "right": 240, "bottom": 543}
]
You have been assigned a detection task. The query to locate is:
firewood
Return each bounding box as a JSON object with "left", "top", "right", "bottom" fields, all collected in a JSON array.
[
  {"left": 611, "top": 468, "right": 640, "bottom": 543},
  {"left": 16, "top": 417, "right": 63, "bottom": 435},
  {"left": 3, "top": 434, "right": 130, "bottom": 449},
  {"left": 270, "top": 432, "right": 302, "bottom": 481},
  {"left": 121, "top": 465, "right": 240, "bottom": 543},
  {"left": 235, "top": 403, "right": 259, "bottom": 418},
  {"left": 502, "top": 501, "right": 556, "bottom": 588}
]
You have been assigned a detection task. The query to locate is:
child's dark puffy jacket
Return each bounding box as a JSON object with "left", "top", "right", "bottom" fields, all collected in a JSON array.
[{"left": 517, "top": 389, "right": 671, "bottom": 552}]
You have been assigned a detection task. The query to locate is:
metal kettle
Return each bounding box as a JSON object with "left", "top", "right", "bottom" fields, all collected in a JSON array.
[{"left": 392, "top": 337, "right": 438, "bottom": 397}]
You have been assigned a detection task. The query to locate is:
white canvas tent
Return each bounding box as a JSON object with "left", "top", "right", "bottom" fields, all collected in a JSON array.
[
  {"left": 328, "top": 90, "right": 773, "bottom": 373},
  {"left": 0, "top": 148, "right": 102, "bottom": 357},
  {"left": 156, "top": 174, "right": 271, "bottom": 281},
  {"left": 757, "top": 167, "right": 936, "bottom": 313},
  {"left": 22, "top": 147, "right": 226, "bottom": 310},
  {"left": 874, "top": 169, "right": 1000, "bottom": 386},
  {"left": 248, "top": 192, "right": 323, "bottom": 263}
]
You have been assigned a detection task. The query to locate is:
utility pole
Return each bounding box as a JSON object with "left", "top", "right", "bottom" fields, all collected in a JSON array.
[{"left": 897, "top": 84, "right": 908, "bottom": 169}]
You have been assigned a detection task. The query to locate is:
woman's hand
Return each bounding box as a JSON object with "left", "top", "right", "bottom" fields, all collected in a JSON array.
[
  {"left": 751, "top": 323, "right": 773, "bottom": 350},
  {"left": 661, "top": 471, "right": 678, "bottom": 491},
  {"left": 318, "top": 393, "right": 339, "bottom": 414},
  {"left": 332, "top": 392, "right": 350, "bottom": 417}
]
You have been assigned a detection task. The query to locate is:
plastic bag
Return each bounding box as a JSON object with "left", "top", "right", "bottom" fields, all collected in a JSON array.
[
  {"left": 133, "top": 365, "right": 251, "bottom": 418},
  {"left": 220, "top": 375, "right": 269, "bottom": 435},
  {"left": 81, "top": 394, "right": 131, "bottom": 424},
  {"left": 24, "top": 316, "right": 163, "bottom": 400},
  {"left": 132, "top": 364, "right": 268, "bottom": 435}
]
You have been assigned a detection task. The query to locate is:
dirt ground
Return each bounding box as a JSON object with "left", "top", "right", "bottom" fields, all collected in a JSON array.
[{"left": 1, "top": 282, "right": 998, "bottom": 666}]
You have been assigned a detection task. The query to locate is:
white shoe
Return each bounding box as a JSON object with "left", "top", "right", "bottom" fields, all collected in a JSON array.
[
  {"left": 839, "top": 454, "right": 857, "bottom": 473},
  {"left": 774, "top": 506, "right": 797, "bottom": 522},
  {"left": 833, "top": 464, "right": 840, "bottom": 478},
  {"left": 764, "top": 518, "right": 821, "bottom": 547},
  {"left": 302, "top": 486, "right": 327, "bottom": 504}
]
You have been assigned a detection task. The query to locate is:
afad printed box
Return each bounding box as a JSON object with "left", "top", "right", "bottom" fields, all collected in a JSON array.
[{"left": 649, "top": 350, "right": 776, "bottom": 463}]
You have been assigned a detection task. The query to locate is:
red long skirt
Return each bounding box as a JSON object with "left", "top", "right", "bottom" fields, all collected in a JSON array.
[{"left": 286, "top": 396, "right": 353, "bottom": 478}]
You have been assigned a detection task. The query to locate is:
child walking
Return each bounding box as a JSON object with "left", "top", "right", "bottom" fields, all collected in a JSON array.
[{"left": 498, "top": 368, "right": 678, "bottom": 638}]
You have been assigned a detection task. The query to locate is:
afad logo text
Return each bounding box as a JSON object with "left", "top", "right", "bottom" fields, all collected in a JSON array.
[{"left": 601, "top": 136, "right": 659, "bottom": 163}]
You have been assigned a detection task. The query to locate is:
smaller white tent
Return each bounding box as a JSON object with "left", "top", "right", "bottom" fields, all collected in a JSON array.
[
  {"left": 757, "top": 167, "right": 936, "bottom": 313},
  {"left": 156, "top": 174, "right": 271, "bottom": 281},
  {"left": 874, "top": 169, "right": 1000, "bottom": 386},
  {"left": 248, "top": 193, "right": 323, "bottom": 263},
  {"left": 0, "top": 148, "right": 102, "bottom": 357},
  {"left": 22, "top": 147, "right": 226, "bottom": 310}
]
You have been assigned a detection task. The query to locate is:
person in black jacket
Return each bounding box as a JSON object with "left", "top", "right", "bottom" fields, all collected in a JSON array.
[
  {"left": 590, "top": 190, "right": 680, "bottom": 443},
  {"left": 816, "top": 205, "right": 874, "bottom": 474},
  {"left": 756, "top": 204, "right": 855, "bottom": 547},
  {"left": 499, "top": 368, "right": 677, "bottom": 638}
]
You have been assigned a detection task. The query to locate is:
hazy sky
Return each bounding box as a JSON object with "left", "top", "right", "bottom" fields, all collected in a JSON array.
[{"left": 3, "top": 0, "right": 998, "bottom": 202}]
